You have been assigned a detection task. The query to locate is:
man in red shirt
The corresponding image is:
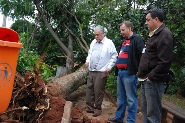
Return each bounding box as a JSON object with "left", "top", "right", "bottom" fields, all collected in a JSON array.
[{"left": 108, "top": 21, "right": 144, "bottom": 123}]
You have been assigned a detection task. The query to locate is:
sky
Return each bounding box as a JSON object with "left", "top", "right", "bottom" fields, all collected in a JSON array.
[{"left": 0, "top": 13, "right": 14, "bottom": 28}]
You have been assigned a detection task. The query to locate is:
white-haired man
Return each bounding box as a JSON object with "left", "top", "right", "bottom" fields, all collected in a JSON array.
[{"left": 85, "top": 25, "right": 118, "bottom": 117}]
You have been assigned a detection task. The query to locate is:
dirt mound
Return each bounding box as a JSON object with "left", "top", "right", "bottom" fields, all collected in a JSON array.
[
  {"left": 0, "top": 71, "right": 81, "bottom": 123},
  {"left": 0, "top": 71, "right": 113, "bottom": 123},
  {"left": 1, "top": 71, "right": 159, "bottom": 123}
]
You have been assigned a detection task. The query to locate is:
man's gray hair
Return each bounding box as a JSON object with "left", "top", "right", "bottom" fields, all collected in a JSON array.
[{"left": 94, "top": 25, "right": 107, "bottom": 35}]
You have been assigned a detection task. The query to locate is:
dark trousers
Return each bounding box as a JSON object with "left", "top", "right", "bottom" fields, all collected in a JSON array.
[
  {"left": 141, "top": 81, "right": 166, "bottom": 123},
  {"left": 86, "top": 71, "right": 107, "bottom": 110}
]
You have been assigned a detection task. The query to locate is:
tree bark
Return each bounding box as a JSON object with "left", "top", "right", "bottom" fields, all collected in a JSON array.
[
  {"left": 66, "top": 9, "right": 74, "bottom": 74},
  {"left": 47, "top": 65, "right": 88, "bottom": 99},
  {"left": 34, "top": 1, "right": 69, "bottom": 54},
  {"left": 2, "top": 14, "right": 6, "bottom": 27}
]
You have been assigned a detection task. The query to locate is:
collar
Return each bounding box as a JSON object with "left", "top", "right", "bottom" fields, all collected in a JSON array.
[
  {"left": 149, "top": 23, "right": 165, "bottom": 37},
  {"left": 154, "top": 23, "right": 165, "bottom": 34},
  {"left": 149, "top": 27, "right": 159, "bottom": 37},
  {"left": 124, "top": 33, "right": 137, "bottom": 40},
  {"left": 96, "top": 36, "right": 106, "bottom": 43}
]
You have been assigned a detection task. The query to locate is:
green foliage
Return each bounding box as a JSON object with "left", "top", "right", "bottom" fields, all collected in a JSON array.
[
  {"left": 11, "top": 19, "right": 34, "bottom": 34},
  {"left": 37, "top": 60, "right": 56, "bottom": 82},
  {"left": 166, "top": 64, "right": 185, "bottom": 97},
  {"left": 153, "top": 0, "right": 185, "bottom": 97},
  {"left": 163, "top": 94, "right": 185, "bottom": 109},
  {"left": 0, "top": 0, "right": 35, "bottom": 19},
  {"left": 17, "top": 50, "right": 37, "bottom": 74},
  {"left": 17, "top": 33, "right": 56, "bottom": 82},
  {"left": 17, "top": 48, "right": 56, "bottom": 82},
  {"left": 1, "top": 0, "right": 185, "bottom": 97},
  {"left": 106, "top": 68, "right": 117, "bottom": 98}
]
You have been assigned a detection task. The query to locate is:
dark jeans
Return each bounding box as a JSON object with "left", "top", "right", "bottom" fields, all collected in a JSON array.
[{"left": 141, "top": 81, "right": 166, "bottom": 123}]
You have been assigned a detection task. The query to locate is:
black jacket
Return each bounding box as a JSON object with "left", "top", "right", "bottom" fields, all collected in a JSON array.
[
  {"left": 137, "top": 24, "right": 174, "bottom": 82},
  {"left": 115, "top": 33, "right": 145, "bottom": 76}
]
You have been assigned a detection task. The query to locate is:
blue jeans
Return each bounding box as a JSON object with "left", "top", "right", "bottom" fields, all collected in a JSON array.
[
  {"left": 113, "top": 69, "right": 138, "bottom": 123},
  {"left": 141, "top": 81, "right": 166, "bottom": 123}
]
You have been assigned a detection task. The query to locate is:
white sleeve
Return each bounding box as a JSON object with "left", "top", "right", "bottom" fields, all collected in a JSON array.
[{"left": 107, "top": 41, "right": 118, "bottom": 70}]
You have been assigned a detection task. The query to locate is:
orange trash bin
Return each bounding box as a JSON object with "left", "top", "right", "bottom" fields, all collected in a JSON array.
[{"left": 0, "top": 27, "right": 23, "bottom": 114}]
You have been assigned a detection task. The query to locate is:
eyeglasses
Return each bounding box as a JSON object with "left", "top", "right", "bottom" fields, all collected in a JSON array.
[{"left": 94, "top": 33, "right": 104, "bottom": 37}]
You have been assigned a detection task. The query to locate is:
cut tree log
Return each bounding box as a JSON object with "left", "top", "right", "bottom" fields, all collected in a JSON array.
[
  {"left": 47, "top": 65, "right": 89, "bottom": 99},
  {"left": 61, "top": 101, "right": 73, "bottom": 123}
]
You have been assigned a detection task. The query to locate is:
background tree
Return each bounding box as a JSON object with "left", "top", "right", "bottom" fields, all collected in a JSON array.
[
  {"left": 0, "top": 0, "right": 90, "bottom": 74},
  {"left": 1, "top": 0, "right": 185, "bottom": 97}
]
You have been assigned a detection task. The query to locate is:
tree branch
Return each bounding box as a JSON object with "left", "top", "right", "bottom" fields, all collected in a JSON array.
[
  {"left": 34, "top": 1, "right": 69, "bottom": 54},
  {"left": 60, "top": 3, "right": 89, "bottom": 51},
  {"left": 64, "top": 24, "right": 88, "bottom": 52}
]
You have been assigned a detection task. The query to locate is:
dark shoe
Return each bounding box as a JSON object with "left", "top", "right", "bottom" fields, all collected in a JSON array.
[
  {"left": 92, "top": 109, "right": 101, "bottom": 117},
  {"left": 86, "top": 105, "right": 95, "bottom": 113},
  {"left": 86, "top": 107, "right": 94, "bottom": 113},
  {"left": 108, "top": 118, "right": 122, "bottom": 123}
]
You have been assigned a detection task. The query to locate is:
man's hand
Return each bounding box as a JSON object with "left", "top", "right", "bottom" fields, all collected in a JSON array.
[
  {"left": 101, "top": 68, "right": 110, "bottom": 78},
  {"left": 105, "top": 68, "right": 110, "bottom": 73},
  {"left": 146, "top": 77, "right": 151, "bottom": 82},
  {"left": 85, "top": 62, "right": 89, "bottom": 68}
]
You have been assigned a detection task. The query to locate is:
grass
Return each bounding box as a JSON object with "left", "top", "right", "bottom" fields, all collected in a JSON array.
[
  {"left": 137, "top": 88, "right": 185, "bottom": 109},
  {"left": 163, "top": 94, "right": 185, "bottom": 109},
  {"left": 107, "top": 76, "right": 185, "bottom": 109}
]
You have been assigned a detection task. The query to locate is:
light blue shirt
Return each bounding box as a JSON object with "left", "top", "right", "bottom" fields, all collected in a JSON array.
[{"left": 86, "top": 37, "right": 118, "bottom": 72}]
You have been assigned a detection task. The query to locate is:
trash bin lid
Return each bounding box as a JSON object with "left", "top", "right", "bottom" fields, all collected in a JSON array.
[
  {"left": 0, "top": 40, "right": 22, "bottom": 48},
  {"left": 0, "top": 27, "right": 19, "bottom": 42}
]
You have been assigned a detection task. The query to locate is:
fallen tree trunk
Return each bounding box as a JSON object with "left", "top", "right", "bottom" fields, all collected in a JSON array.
[
  {"left": 0, "top": 65, "right": 88, "bottom": 122},
  {"left": 47, "top": 65, "right": 88, "bottom": 99}
]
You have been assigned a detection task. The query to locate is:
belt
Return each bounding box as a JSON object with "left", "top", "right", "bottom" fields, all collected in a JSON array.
[{"left": 119, "top": 68, "right": 127, "bottom": 70}]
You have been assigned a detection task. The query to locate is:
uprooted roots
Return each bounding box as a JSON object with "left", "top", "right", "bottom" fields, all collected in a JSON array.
[{"left": 0, "top": 71, "right": 49, "bottom": 123}]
